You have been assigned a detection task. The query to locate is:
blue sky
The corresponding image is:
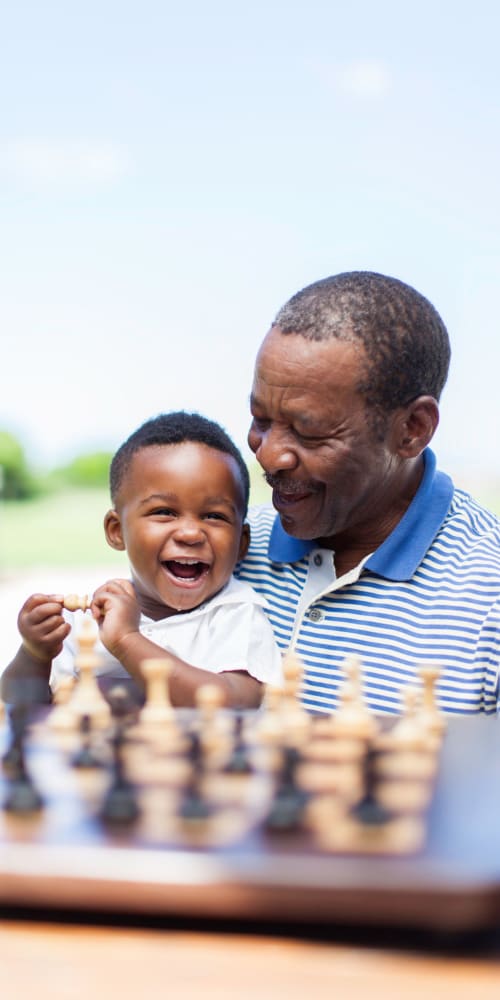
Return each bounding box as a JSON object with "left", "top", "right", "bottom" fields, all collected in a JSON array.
[{"left": 1, "top": 1, "right": 499, "bottom": 493}]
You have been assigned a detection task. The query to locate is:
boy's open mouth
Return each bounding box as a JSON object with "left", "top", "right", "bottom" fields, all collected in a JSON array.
[{"left": 162, "top": 559, "right": 210, "bottom": 582}]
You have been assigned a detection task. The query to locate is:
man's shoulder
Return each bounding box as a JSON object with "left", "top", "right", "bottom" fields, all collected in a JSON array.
[
  {"left": 236, "top": 505, "right": 277, "bottom": 579},
  {"left": 447, "top": 486, "right": 500, "bottom": 538},
  {"left": 434, "top": 485, "right": 500, "bottom": 573},
  {"left": 245, "top": 504, "right": 277, "bottom": 541}
]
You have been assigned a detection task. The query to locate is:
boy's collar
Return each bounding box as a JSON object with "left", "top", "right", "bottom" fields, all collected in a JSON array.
[{"left": 268, "top": 448, "right": 454, "bottom": 582}]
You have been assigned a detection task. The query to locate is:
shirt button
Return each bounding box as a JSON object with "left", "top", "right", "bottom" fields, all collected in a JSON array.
[
  {"left": 313, "top": 553, "right": 323, "bottom": 566},
  {"left": 308, "top": 608, "right": 324, "bottom": 623}
]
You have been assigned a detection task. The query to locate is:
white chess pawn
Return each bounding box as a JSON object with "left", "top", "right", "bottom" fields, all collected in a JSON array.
[
  {"left": 279, "top": 648, "right": 311, "bottom": 745},
  {"left": 195, "top": 682, "right": 232, "bottom": 758},
  {"left": 255, "top": 685, "right": 285, "bottom": 744},
  {"left": 139, "top": 657, "right": 176, "bottom": 725},
  {"left": 387, "top": 687, "right": 434, "bottom": 750},
  {"left": 48, "top": 675, "right": 77, "bottom": 731},
  {"left": 418, "top": 663, "right": 446, "bottom": 736}
]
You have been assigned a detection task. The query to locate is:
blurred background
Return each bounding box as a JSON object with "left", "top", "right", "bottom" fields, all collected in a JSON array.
[{"left": 1, "top": 1, "right": 499, "bottom": 664}]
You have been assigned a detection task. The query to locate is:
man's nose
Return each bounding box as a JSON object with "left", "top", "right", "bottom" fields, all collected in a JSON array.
[{"left": 250, "top": 425, "right": 298, "bottom": 476}]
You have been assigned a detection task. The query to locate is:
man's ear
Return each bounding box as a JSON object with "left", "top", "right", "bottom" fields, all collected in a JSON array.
[
  {"left": 104, "top": 509, "right": 126, "bottom": 551},
  {"left": 393, "top": 396, "right": 440, "bottom": 458},
  {"left": 238, "top": 522, "right": 251, "bottom": 561}
]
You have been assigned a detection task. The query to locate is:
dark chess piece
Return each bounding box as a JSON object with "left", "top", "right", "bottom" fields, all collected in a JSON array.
[
  {"left": 71, "top": 713, "right": 104, "bottom": 769},
  {"left": 107, "top": 684, "right": 139, "bottom": 723},
  {"left": 265, "top": 745, "right": 308, "bottom": 833},
  {"left": 222, "top": 714, "right": 254, "bottom": 775},
  {"left": 4, "top": 761, "right": 44, "bottom": 814},
  {"left": 178, "top": 731, "right": 213, "bottom": 822},
  {"left": 2, "top": 704, "right": 27, "bottom": 777},
  {"left": 2, "top": 705, "right": 44, "bottom": 813},
  {"left": 349, "top": 745, "right": 394, "bottom": 826},
  {"left": 99, "top": 725, "right": 140, "bottom": 825}
]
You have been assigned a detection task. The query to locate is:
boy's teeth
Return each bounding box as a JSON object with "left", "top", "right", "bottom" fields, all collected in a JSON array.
[{"left": 165, "top": 559, "right": 207, "bottom": 580}]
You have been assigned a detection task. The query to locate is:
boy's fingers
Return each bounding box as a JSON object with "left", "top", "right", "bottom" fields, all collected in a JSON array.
[
  {"left": 49, "top": 621, "right": 72, "bottom": 642},
  {"left": 24, "top": 592, "right": 64, "bottom": 607},
  {"left": 38, "top": 616, "right": 71, "bottom": 638},
  {"left": 20, "top": 604, "right": 65, "bottom": 629},
  {"left": 93, "top": 579, "right": 134, "bottom": 600}
]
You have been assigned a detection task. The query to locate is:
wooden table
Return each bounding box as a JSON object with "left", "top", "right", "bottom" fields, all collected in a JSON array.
[
  {"left": 2, "top": 919, "right": 500, "bottom": 1000},
  {"left": 2, "top": 712, "right": 500, "bottom": 997}
]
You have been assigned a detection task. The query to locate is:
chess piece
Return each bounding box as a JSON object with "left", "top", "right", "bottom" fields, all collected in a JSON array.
[
  {"left": 2, "top": 705, "right": 44, "bottom": 813},
  {"left": 223, "top": 714, "right": 254, "bottom": 775},
  {"left": 4, "top": 761, "right": 44, "bottom": 814},
  {"left": 195, "top": 682, "right": 232, "bottom": 761},
  {"left": 99, "top": 725, "right": 140, "bottom": 825},
  {"left": 332, "top": 656, "right": 378, "bottom": 740},
  {"left": 63, "top": 594, "right": 91, "bottom": 612},
  {"left": 48, "top": 675, "right": 77, "bottom": 732},
  {"left": 107, "top": 684, "right": 138, "bottom": 723},
  {"left": 349, "top": 744, "right": 393, "bottom": 826},
  {"left": 382, "top": 687, "right": 436, "bottom": 750},
  {"left": 265, "top": 745, "right": 308, "bottom": 833},
  {"left": 66, "top": 616, "right": 111, "bottom": 727},
  {"left": 139, "top": 657, "right": 175, "bottom": 725},
  {"left": 178, "top": 731, "right": 214, "bottom": 823},
  {"left": 2, "top": 704, "right": 29, "bottom": 777},
  {"left": 279, "top": 649, "right": 311, "bottom": 746},
  {"left": 71, "top": 713, "right": 105, "bottom": 768},
  {"left": 418, "top": 663, "right": 446, "bottom": 736},
  {"left": 254, "top": 685, "right": 285, "bottom": 744}
]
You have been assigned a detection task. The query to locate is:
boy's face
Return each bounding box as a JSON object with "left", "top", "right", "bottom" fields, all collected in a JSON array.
[{"left": 105, "top": 441, "right": 249, "bottom": 620}]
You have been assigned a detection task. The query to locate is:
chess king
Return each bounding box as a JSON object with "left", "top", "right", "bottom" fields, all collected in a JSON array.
[{"left": 2, "top": 412, "right": 283, "bottom": 709}]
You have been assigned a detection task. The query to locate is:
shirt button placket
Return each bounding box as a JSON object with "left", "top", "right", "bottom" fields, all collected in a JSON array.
[{"left": 308, "top": 608, "right": 324, "bottom": 623}]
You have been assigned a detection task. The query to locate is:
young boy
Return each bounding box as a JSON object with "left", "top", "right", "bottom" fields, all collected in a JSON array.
[{"left": 2, "top": 412, "right": 282, "bottom": 708}]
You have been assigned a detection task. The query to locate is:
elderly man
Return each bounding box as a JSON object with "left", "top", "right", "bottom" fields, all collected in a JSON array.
[{"left": 236, "top": 271, "right": 500, "bottom": 714}]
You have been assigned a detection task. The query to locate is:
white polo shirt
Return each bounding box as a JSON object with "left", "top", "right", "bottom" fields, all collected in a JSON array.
[{"left": 50, "top": 576, "right": 283, "bottom": 690}]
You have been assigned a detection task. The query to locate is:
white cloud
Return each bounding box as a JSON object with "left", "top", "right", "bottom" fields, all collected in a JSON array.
[
  {"left": 0, "top": 139, "right": 131, "bottom": 184},
  {"left": 313, "top": 59, "right": 392, "bottom": 100},
  {"left": 336, "top": 59, "right": 392, "bottom": 99}
]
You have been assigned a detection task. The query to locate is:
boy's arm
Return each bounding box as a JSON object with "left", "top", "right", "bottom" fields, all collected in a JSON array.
[
  {"left": 112, "top": 629, "right": 262, "bottom": 708},
  {"left": 91, "top": 579, "right": 263, "bottom": 709},
  {"left": 1, "top": 594, "right": 70, "bottom": 703}
]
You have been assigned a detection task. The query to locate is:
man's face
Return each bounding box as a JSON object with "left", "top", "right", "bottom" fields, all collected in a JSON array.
[
  {"left": 106, "top": 442, "right": 249, "bottom": 619},
  {"left": 248, "top": 327, "right": 400, "bottom": 544}
]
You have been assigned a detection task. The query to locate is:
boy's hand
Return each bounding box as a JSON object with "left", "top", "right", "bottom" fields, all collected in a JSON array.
[
  {"left": 18, "top": 593, "right": 71, "bottom": 663},
  {"left": 91, "top": 579, "right": 141, "bottom": 659}
]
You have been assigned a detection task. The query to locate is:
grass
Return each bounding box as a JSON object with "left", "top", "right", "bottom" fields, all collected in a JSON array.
[
  {"left": 0, "top": 488, "right": 124, "bottom": 570},
  {"left": 1, "top": 474, "right": 497, "bottom": 573},
  {"left": 0, "top": 471, "right": 273, "bottom": 572}
]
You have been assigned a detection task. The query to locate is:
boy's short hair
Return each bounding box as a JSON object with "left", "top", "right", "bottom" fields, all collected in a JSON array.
[{"left": 110, "top": 411, "right": 250, "bottom": 515}]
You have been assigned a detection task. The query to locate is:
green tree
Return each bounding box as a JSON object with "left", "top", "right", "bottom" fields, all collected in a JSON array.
[
  {"left": 0, "top": 430, "right": 37, "bottom": 499},
  {"left": 57, "top": 451, "right": 113, "bottom": 489}
]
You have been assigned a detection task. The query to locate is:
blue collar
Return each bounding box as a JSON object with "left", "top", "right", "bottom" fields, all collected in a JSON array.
[{"left": 268, "top": 448, "right": 454, "bottom": 582}]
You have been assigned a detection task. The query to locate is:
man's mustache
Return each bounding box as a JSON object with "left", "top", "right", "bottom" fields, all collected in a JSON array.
[{"left": 264, "top": 473, "right": 320, "bottom": 495}]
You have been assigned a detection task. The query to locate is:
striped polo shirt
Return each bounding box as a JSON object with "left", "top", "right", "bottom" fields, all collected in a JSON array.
[{"left": 236, "top": 449, "right": 500, "bottom": 715}]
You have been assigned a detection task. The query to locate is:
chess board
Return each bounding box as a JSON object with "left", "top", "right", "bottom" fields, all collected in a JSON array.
[{"left": 1, "top": 706, "right": 500, "bottom": 934}]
